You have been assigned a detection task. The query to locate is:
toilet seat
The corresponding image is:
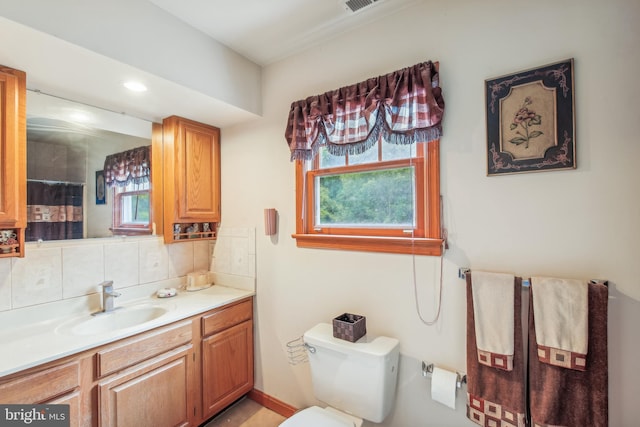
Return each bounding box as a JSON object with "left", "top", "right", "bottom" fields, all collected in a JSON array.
[{"left": 279, "top": 406, "right": 356, "bottom": 427}]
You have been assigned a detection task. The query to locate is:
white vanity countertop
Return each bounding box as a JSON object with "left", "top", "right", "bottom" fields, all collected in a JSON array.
[{"left": 0, "top": 285, "right": 254, "bottom": 378}]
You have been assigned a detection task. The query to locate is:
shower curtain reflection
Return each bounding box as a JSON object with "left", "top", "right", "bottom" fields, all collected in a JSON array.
[{"left": 26, "top": 181, "right": 84, "bottom": 241}]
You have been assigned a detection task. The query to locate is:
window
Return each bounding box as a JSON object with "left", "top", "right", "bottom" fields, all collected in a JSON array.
[
  {"left": 293, "top": 138, "right": 443, "bottom": 255},
  {"left": 286, "top": 61, "right": 445, "bottom": 254},
  {"left": 111, "top": 181, "right": 151, "bottom": 235}
]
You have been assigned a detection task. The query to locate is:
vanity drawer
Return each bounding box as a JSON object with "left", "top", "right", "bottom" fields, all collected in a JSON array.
[
  {"left": 97, "top": 320, "right": 192, "bottom": 377},
  {"left": 0, "top": 360, "right": 79, "bottom": 403},
  {"left": 202, "top": 298, "right": 252, "bottom": 337}
]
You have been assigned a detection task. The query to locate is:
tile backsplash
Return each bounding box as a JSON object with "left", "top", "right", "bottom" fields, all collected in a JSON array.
[
  {"left": 210, "top": 227, "right": 256, "bottom": 292},
  {"left": 0, "top": 236, "right": 213, "bottom": 312}
]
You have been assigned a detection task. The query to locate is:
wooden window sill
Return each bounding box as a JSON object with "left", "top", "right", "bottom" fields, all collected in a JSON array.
[{"left": 292, "top": 233, "right": 443, "bottom": 256}]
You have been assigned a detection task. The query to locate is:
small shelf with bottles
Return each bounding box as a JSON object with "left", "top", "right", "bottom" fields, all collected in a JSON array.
[
  {"left": 0, "top": 227, "right": 24, "bottom": 258},
  {"left": 171, "top": 222, "right": 217, "bottom": 242}
]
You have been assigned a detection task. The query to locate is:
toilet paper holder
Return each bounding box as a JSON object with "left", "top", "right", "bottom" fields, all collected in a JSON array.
[{"left": 422, "top": 362, "right": 467, "bottom": 389}]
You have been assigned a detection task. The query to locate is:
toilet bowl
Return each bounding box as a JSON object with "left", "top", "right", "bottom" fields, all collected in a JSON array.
[{"left": 278, "top": 323, "right": 399, "bottom": 427}]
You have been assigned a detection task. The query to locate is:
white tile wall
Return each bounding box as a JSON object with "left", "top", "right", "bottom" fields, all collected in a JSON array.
[
  {"left": 210, "top": 227, "right": 256, "bottom": 292},
  {"left": 0, "top": 258, "right": 12, "bottom": 311},
  {"left": 138, "top": 238, "right": 169, "bottom": 284},
  {"left": 167, "top": 241, "right": 194, "bottom": 277},
  {"left": 0, "top": 236, "right": 213, "bottom": 313},
  {"left": 104, "top": 241, "right": 140, "bottom": 289},
  {"left": 62, "top": 244, "right": 105, "bottom": 298},
  {"left": 194, "top": 240, "right": 212, "bottom": 271},
  {"left": 231, "top": 237, "right": 250, "bottom": 276},
  {"left": 11, "top": 247, "right": 63, "bottom": 309}
]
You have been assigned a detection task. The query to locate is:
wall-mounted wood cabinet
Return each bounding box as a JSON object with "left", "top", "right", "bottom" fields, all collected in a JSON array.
[
  {"left": 0, "top": 65, "right": 26, "bottom": 257},
  {"left": 162, "top": 116, "right": 221, "bottom": 243}
]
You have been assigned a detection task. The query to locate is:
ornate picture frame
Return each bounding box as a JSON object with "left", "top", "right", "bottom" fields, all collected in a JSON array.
[{"left": 485, "top": 59, "right": 576, "bottom": 175}]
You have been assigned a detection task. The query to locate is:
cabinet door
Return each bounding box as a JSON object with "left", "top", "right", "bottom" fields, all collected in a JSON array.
[
  {"left": 163, "top": 116, "right": 220, "bottom": 223},
  {"left": 48, "top": 391, "right": 81, "bottom": 427},
  {"left": 202, "top": 319, "right": 254, "bottom": 419},
  {"left": 0, "top": 65, "right": 26, "bottom": 227},
  {"left": 99, "top": 346, "right": 194, "bottom": 427}
]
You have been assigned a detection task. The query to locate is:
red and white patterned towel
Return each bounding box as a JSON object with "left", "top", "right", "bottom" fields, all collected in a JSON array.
[
  {"left": 531, "top": 277, "right": 588, "bottom": 371},
  {"left": 471, "top": 271, "right": 515, "bottom": 371}
]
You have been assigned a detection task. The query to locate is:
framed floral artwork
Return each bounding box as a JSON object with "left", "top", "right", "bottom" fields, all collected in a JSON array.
[{"left": 485, "top": 59, "right": 576, "bottom": 175}]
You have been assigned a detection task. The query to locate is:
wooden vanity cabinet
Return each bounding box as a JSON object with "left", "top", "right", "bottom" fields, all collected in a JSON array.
[
  {"left": 0, "top": 298, "right": 254, "bottom": 427},
  {"left": 0, "top": 65, "right": 27, "bottom": 258},
  {"left": 162, "top": 116, "right": 221, "bottom": 243}
]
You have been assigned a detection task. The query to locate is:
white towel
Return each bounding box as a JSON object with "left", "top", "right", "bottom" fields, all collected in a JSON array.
[
  {"left": 531, "top": 276, "right": 588, "bottom": 370},
  {"left": 471, "top": 271, "right": 515, "bottom": 371}
]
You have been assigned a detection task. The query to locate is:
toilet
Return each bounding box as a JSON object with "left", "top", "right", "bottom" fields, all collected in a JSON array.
[{"left": 280, "top": 323, "right": 400, "bottom": 427}]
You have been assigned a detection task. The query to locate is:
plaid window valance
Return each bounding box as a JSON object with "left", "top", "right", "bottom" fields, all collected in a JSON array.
[
  {"left": 103, "top": 145, "right": 151, "bottom": 187},
  {"left": 285, "top": 61, "right": 445, "bottom": 161}
]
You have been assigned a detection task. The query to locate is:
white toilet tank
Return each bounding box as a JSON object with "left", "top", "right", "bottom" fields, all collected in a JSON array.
[{"left": 303, "top": 323, "right": 400, "bottom": 423}]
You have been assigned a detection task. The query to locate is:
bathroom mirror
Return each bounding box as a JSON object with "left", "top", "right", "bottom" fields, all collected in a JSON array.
[{"left": 26, "top": 90, "right": 161, "bottom": 241}]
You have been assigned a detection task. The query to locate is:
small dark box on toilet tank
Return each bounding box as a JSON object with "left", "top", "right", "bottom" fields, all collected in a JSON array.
[{"left": 332, "top": 313, "right": 366, "bottom": 342}]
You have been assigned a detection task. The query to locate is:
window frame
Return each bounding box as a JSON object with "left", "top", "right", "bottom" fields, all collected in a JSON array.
[
  {"left": 293, "top": 139, "right": 443, "bottom": 255},
  {"left": 111, "top": 185, "right": 152, "bottom": 236}
]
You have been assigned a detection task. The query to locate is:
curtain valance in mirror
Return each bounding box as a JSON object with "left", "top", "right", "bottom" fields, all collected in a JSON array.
[
  {"left": 284, "top": 60, "right": 445, "bottom": 161},
  {"left": 103, "top": 145, "right": 151, "bottom": 187}
]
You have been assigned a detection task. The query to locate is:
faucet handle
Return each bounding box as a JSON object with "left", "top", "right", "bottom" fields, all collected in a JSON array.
[
  {"left": 100, "top": 281, "right": 120, "bottom": 296},
  {"left": 100, "top": 280, "right": 114, "bottom": 291}
]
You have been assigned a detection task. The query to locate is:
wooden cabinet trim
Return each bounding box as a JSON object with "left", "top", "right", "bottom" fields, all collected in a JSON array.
[{"left": 97, "top": 320, "right": 192, "bottom": 377}]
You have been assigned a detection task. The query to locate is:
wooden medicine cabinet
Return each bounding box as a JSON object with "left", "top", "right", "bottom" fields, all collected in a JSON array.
[{"left": 162, "top": 116, "right": 221, "bottom": 243}]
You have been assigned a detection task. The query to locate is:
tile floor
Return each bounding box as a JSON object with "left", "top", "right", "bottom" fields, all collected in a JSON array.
[{"left": 203, "top": 398, "right": 286, "bottom": 427}]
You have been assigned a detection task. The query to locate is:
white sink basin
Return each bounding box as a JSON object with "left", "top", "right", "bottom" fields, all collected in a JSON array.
[{"left": 56, "top": 305, "right": 168, "bottom": 336}]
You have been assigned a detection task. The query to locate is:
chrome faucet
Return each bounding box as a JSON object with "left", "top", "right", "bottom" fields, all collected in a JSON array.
[{"left": 100, "top": 281, "right": 121, "bottom": 313}]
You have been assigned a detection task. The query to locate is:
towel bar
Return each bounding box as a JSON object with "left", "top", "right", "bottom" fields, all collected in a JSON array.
[
  {"left": 458, "top": 268, "right": 607, "bottom": 288},
  {"left": 421, "top": 361, "right": 466, "bottom": 389}
]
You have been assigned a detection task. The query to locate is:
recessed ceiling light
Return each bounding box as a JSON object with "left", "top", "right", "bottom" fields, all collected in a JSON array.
[
  {"left": 69, "top": 111, "right": 91, "bottom": 122},
  {"left": 124, "top": 81, "right": 147, "bottom": 92}
]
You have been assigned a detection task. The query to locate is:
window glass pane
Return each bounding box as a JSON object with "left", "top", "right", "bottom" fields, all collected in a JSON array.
[
  {"left": 316, "top": 166, "right": 415, "bottom": 228},
  {"left": 319, "top": 146, "right": 346, "bottom": 169},
  {"left": 348, "top": 141, "right": 379, "bottom": 165},
  {"left": 121, "top": 192, "right": 149, "bottom": 224},
  {"left": 381, "top": 139, "right": 416, "bottom": 160}
]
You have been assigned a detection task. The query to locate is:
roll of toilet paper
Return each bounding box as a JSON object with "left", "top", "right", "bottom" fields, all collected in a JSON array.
[{"left": 431, "top": 366, "right": 458, "bottom": 409}]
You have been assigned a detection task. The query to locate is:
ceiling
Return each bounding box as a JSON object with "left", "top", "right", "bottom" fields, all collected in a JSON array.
[
  {"left": 148, "top": 0, "right": 422, "bottom": 66},
  {"left": 1, "top": 0, "right": 423, "bottom": 132}
]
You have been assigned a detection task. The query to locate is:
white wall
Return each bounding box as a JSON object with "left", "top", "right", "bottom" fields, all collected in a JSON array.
[
  {"left": 0, "top": 0, "right": 262, "bottom": 116},
  {"left": 220, "top": 0, "right": 640, "bottom": 425}
]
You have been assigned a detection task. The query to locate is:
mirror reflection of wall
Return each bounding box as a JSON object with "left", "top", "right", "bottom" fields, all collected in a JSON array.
[{"left": 26, "top": 91, "right": 153, "bottom": 241}]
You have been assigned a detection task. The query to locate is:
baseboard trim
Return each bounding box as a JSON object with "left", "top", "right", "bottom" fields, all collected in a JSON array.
[{"left": 248, "top": 389, "right": 298, "bottom": 418}]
